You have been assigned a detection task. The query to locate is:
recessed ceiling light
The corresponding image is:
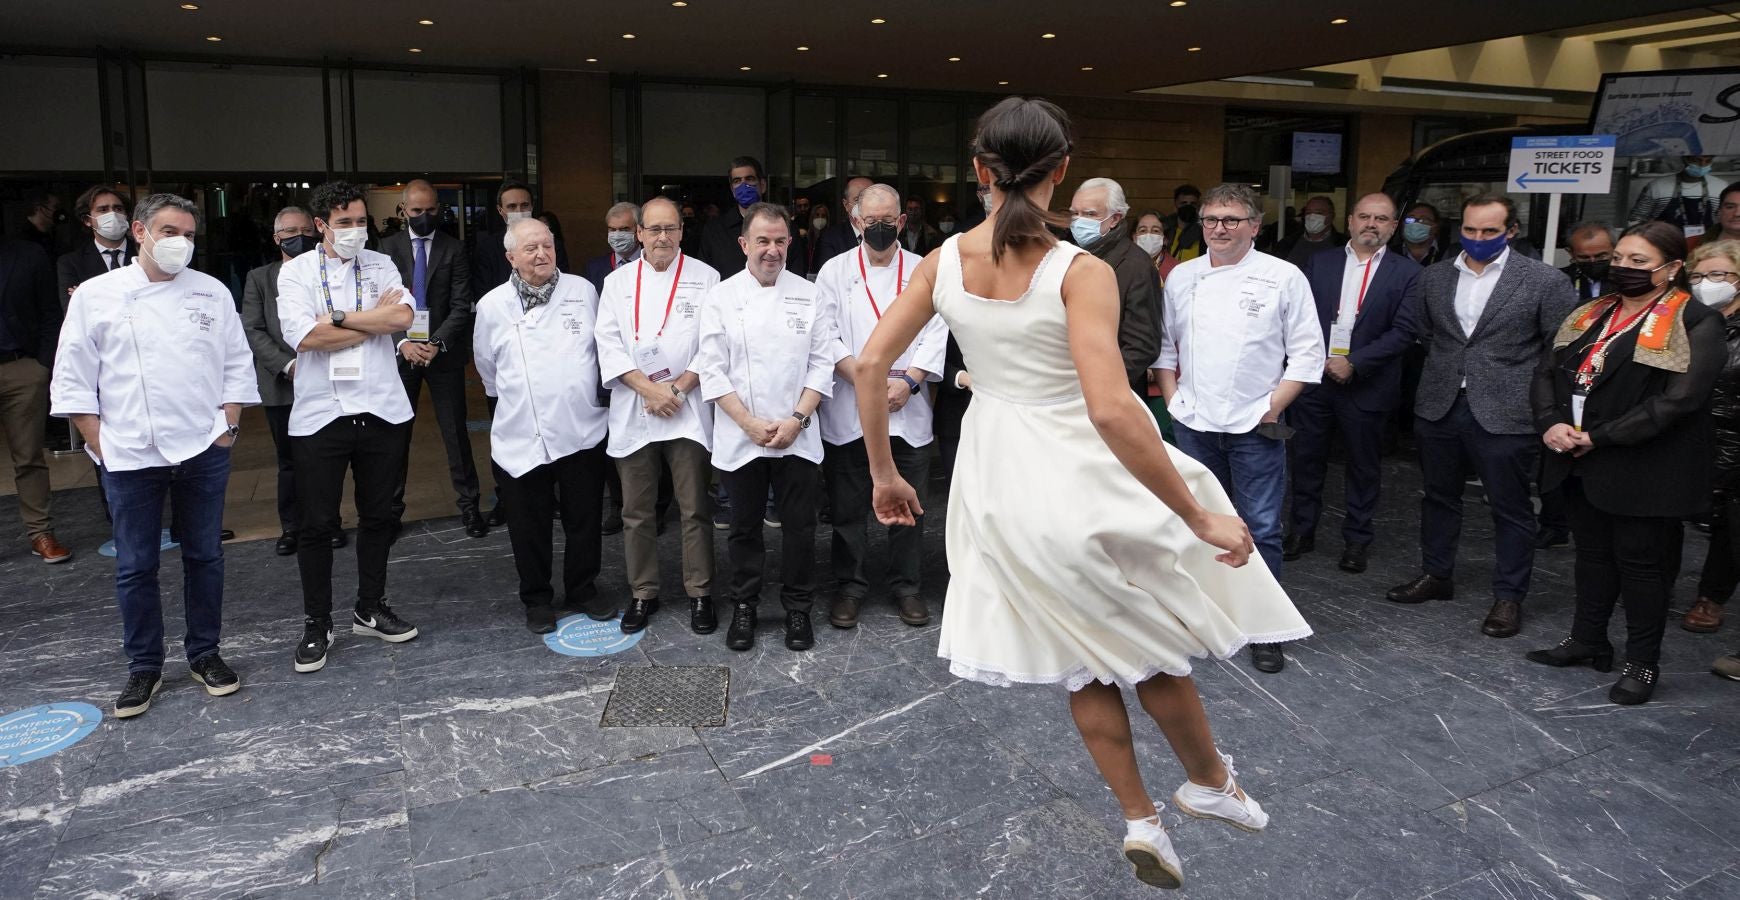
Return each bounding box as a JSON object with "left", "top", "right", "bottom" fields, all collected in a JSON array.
[
  {"left": 877, "top": 73, "right": 889, "bottom": 78},
  {"left": 1042, "top": 33, "right": 1056, "bottom": 39},
  {"left": 585, "top": 57, "right": 599, "bottom": 62},
  {"left": 417, "top": 18, "right": 434, "bottom": 25},
  {"left": 1187, "top": 46, "right": 1201, "bottom": 52},
  {"left": 205, "top": 35, "right": 221, "bottom": 41},
  {"left": 180, "top": 3, "right": 200, "bottom": 9},
  {"left": 1170, "top": 1, "right": 1187, "bottom": 6},
  {"left": 871, "top": 18, "right": 886, "bottom": 24},
  {"left": 1080, "top": 66, "right": 1093, "bottom": 71},
  {"left": 1331, "top": 17, "right": 1349, "bottom": 24},
  {"left": 622, "top": 33, "right": 636, "bottom": 39},
  {"left": 948, "top": 56, "right": 961, "bottom": 62},
  {"left": 797, "top": 45, "right": 810, "bottom": 51},
  {"left": 998, "top": 80, "right": 1009, "bottom": 85},
  {"left": 409, "top": 48, "right": 422, "bottom": 53},
  {"left": 740, "top": 66, "right": 751, "bottom": 71},
  {"left": 672, "top": 1, "right": 688, "bottom": 5}
]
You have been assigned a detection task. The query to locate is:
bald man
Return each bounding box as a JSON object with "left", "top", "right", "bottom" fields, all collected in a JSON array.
[
  {"left": 381, "top": 179, "right": 484, "bottom": 538},
  {"left": 812, "top": 176, "right": 875, "bottom": 270}
]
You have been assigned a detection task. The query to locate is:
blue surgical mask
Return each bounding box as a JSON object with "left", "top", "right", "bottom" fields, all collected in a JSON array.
[
  {"left": 1070, "top": 215, "right": 1104, "bottom": 247},
  {"left": 731, "top": 182, "right": 760, "bottom": 207},
  {"left": 1459, "top": 232, "right": 1509, "bottom": 264},
  {"left": 1402, "top": 221, "right": 1433, "bottom": 243},
  {"left": 1686, "top": 163, "right": 1714, "bottom": 178}
]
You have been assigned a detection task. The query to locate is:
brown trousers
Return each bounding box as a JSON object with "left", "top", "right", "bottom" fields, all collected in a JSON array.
[
  {"left": 616, "top": 437, "right": 714, "bottom": 599},
  {"left": 0, "top": 357, "right": 52, "bottom": 537}
]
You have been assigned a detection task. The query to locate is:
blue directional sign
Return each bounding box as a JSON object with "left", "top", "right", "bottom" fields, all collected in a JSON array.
[
  {"left": 544, "top": 614, "right": 645, "bottom": 657},
  {"left": 0, "top": 703, "right": 103, "bottom": 768},
  {"left": 1509, "top": 135, "right": 1616, "bottom": 193}
]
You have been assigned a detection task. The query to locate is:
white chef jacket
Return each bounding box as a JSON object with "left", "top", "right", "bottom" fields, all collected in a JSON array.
[
  {"left": 594, "top": 253, "right": 720, "bottom": 458},
  {"left": 51, "top": 263, "right": 260, "bottom": 472},
  {"left": 814, "top": 247, "right": 948, "bottom": 447},
  {"left": 473, "top": 273, "right": 609, "bottom": 478},
  {"left": 277, "top": 248, "right": 413, "bottom": 436},
  {"left": 1156, "top": 248, "right": 1324, "bottom": 434},
  {"left": 694, "top": 268, "right": 836, "bottom": 471}
]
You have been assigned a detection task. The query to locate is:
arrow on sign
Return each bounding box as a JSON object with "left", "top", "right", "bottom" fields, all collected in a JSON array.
[{"left": 1516, "top": 172, "right": 1579, "bottom": 190}]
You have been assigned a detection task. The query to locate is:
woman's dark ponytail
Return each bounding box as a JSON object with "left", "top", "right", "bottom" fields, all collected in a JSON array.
[{"left": 973, "top": 96, "right": 1073, "bottom": 263}]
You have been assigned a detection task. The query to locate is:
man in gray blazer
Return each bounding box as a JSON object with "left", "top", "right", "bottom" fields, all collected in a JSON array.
[
  {"left": 382, "top": 180, "right": 484, "bottom": 539},
  {"left": 242, "top": 207, "right": 346, "bottom": 556},
  {"left": 1386, "top": 194, "right": 1577, "bottom": 639}
]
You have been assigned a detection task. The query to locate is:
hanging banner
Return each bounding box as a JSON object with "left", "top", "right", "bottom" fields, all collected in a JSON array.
[{"left": 1591, "top": 66, "right": 1740, "bottom": 158}]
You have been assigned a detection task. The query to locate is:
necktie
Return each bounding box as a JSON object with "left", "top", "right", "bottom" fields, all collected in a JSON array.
[
  {"left": 412, "top": 238, "right": 429, "bottom": 309},
  {"left": 105, "top": 250, "right": 121, "bottom": 271}
]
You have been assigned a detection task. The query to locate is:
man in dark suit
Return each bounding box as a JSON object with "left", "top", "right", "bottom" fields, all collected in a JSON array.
[
  {"left": 385, "top": 180, "right": 484, "bottom": 538},
  {"left": 699, "top": 156, "right": 773, "bottom": 278},
  {"left": 582, "top": 202, "right": 642, "bottom": 293},
  {"left": 0, "top": 236, "right": 71, "bottom": 562},
  {"left": 57, "top": 186, "right": 136, "bottom": 307},
  {"left": 810, "top": 176, "right": 874, "bottom": 271},
  {"left": 900, "top": 197, "right": 942, "bottom": 256},
  {"left": 470, "top": 179, "right": 569, "bottom": 301},
  {"left": 1386, "top": 194, "right": 1578, "bottom": 639},
  {"left": 1560, "top": 221, "right": 1615, "bottom": 303},
  {"left": 243, "top": 206, "right": 348, "bottom": 556},
  {"left": 1288, "top": 194, "right": 1423, "bottom": 573}
]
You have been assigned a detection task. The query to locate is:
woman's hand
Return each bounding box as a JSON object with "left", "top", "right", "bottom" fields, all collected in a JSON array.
[
  {"left": 1188, "top": 511, "right": 1254, "bottom": 568},
  {"left": 872, "top": 477, "right": 924, "bottom": 527},
  {"left": 1567, "top": 429, "right": 1594, "bottom": 457},
  {"left": 1542, "top": 423, "right": 1579, "bottom": 454}
]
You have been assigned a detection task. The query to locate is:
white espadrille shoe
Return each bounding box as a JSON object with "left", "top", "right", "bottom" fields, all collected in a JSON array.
[
  {"left": 1122, "top": 810, "right": 1183, "bottom": 889},
  {"left": 1172, "top": 753, "right": 1269, "bottom": 833}
]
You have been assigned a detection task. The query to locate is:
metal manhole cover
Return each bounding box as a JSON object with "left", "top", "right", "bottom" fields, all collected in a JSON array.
[{"left": 600, "top": 666, "right": 730, "bottom": 727}]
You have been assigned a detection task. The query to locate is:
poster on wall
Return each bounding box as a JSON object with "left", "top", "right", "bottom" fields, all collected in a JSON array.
[{"left": 1591, "top": 66, "right": 1740, "bottom": 158}]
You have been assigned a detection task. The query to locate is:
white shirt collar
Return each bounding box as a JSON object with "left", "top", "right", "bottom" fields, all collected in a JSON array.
[
  {"left": 1454, "top": 246, "right": 1510, "bottom": 277},
  {"left": 1344, "top": 243, "right": 1385, "bottom": 265}
]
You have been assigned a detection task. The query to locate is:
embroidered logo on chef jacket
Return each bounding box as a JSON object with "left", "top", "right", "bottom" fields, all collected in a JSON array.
[
  {"left": 185, "top": 309, "right": 215, "bottom": 332},
  {"left": 783, "top": 293, "right": 815, "bottom": 335}
]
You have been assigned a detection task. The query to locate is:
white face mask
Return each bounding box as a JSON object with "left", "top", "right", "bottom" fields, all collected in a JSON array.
[
  {"left": 1304, "top": 213, "right": 1329, "bottom": 235},
  {"left": 1695, "top": 279, "right": 1738, "bottom": 308},
  {"left": 812, "top": 216, "right": 829, "bottom": 232},
  {"left": 939, "top": 221, "right": 956, "bottom": 234},
  {"left": 1135, "top": 234, "right": 1165, "bottom": 257},
  {"left": 503, "top": 210, "right": 532, "bottom": 226},
  {"left": 980, "top": 192, "right": 994, "bottom": 214},
  {"left": 330, "top": 225, "right": 368, "bottom": 260},
  {"left": 148, "top": 234, "right": 193, "bottom": 275},
  {"left": 93, "top": 211, "right": 129, "bottom": 242},
  {"left": 606, "top": 230, "right": 637, "bottom": 256}
]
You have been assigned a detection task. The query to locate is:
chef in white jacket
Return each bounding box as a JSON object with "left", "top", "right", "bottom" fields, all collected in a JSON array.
[
  {"left": 595, "top": 197, "right": 721, "bottom": 637},
  {"left": 693, "top": 202, "right": 835, "bottom": 654},
  {"left": 51, "top": 192, "right": 259, "bottom": 718},
  {"left": 473, "top": 217, "right": 615, "bottom": 633},
  {"left": 815, "top": 184, "right": 947, "bottom": 631}
]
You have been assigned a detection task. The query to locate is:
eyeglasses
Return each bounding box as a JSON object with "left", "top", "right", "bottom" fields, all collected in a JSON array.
[
  {"left": 640, "top": 225, "right": 681, "bottom": 236},
  {"left": 1200, "top": 216, "right": 1256, "bottom": 230},
  {"left": 1690, "top": 271, "right": 1740, "bottom": 284},
  {"left": 1403, "top": 216, "right": 1435, "bottom": 225},
  {"left": 859, "top": 215, "right": 899, "bottom": 227}
]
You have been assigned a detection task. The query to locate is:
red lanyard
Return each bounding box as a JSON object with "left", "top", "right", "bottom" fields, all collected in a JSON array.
[
  {"left": 1575, "top": 301, "right": 1651, "bottom": 382},
  {"left": 1353, "top": 253, "right": 1377, "bottom": 314},
  {"left": 632, "top": 253, "right": 684, "bottom": 342},
  {"left": 857, "top": 247, "right": 904, "bottom": 319}
]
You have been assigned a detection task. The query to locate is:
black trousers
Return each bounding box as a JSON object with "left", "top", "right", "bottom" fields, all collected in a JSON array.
[
  {"left": 824, "top": 437, "right": 929, "bottom": 600},
  {"left": 1416, "top": 395, "right": 1540, "bottom": 602},
  {"left": 393, "top": 361, "right": 481, "bottom": 519},
  {"left": 1567, "top": 482, "right": 1682, "bottom": 666},
  {"left": 1538, "top": 484, "right": 1570, "bottom": 535},
  {"left": 498, "top": 443, "right": 609, "bottom": 614},
  {"left": 720, "top": 456, "right": 821, "bottom": 612},
  {"left": 1698, "top": 492, "right": 1740, "bottom": 605},
  {"left": 264, "top": 403, "right": 299, "bottom": 533},
  {"left": 293, "top": 415, "right": 408, "bottom": 619},
  {"left": 1288, "top": 383, "right": 1385, "bottom": 545}
]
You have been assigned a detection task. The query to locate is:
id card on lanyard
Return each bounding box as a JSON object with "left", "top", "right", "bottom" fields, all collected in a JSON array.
[
  {"left": 1330, "top": 254, "right": 1376, "bottom": 356},
  {"left": 1571, "top": 301, "right": 1650, "bottom": 429},
  {"left": 858, "top": 248, "right": 908, "bottom": 376},
  {"left": 320, "top": 253, "right": 367, "bottom": 381},
  {"left": 633, "top": 255, "right": 684, "bottom": 384}
]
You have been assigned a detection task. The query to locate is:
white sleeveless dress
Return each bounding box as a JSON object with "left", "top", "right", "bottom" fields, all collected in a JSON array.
[{"left": 933, "top": 236, "right": 1312, "bottom": 691}]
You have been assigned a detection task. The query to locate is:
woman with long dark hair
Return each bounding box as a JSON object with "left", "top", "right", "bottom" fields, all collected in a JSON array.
[
  {"left": 1526, "top": 221, "right": 1724, "bottom": 704},
  {"left": 851, "top": 96, "right": 1310, "bottom": 889}
]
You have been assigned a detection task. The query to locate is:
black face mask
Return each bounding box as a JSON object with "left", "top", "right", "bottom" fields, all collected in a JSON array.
[
  {"left": 862, "top": 221, "right": 899, "bottom": 252},
  {"left": 1176, "top": 205, "right": 1197, "bottom": 224},
  {"left": 407, "top": 211, "right": 438, "bottom": 237},
  {"left": 1576, "top": 260, "right": 1611, "bottom": 284},
  {"left": 1607, "top": 263, "right": 1667, "bottom": 298},
  {"left": 279, "top": 234, "right": 317, "bottom": 258}
]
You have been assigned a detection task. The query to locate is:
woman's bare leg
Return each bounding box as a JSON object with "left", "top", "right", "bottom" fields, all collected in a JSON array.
[
  {"left": 1134, "top": 674, "right": 1233, "bottom": 789},
  {"left": 1068, "top": 682, "right": 1158, "bottom": 820}
]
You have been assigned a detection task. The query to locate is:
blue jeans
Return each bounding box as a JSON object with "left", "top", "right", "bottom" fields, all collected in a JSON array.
[
  {"left": 1172, "top": 421, "right": 1287, "bottom": 576},
  {"left": 101, "top": 443, "right": 231, "bottom": 673}
]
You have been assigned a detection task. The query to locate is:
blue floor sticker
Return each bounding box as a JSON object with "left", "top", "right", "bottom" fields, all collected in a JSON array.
[
  {"left": 0, "top": 702, "right": 104, "bottom": 768},
  {"left": 544, "top": 614, "right": 644, "bottom": 657}
]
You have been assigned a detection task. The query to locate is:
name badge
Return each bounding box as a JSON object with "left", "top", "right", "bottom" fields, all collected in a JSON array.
[
  {"left": 329, "top": 344, "right": 365, "bottom": 381},
  {"left": 1329, "top": 318, "right": 1354, "bottom": 357},
  {"left": 635, "top": 341, "right": 674, "bottom": 383},
  {"left": 1571, "top": 390, "right": 1586, "bottom": 430},
  {"left": 408, "top": 309, "right": 432, "bottom": 342},
  {"left": 1686, "top": 225, "right": 1708, "bottom": 239}
]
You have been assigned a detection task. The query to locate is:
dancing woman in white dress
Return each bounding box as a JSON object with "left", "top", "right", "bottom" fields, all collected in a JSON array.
[{"left": 853, "top": 97, "right": 1312, "bottom": 888}]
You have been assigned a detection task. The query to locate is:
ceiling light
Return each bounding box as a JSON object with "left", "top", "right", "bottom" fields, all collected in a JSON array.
[
  {"left": 948, "top": 56, "right": 961, "bottom": 62},
  {"left": 1080, "top": 66, "right": 1093, "bottom": 71},
  {"left": 998, "top": 80, "right": 1009, "bottom": 85},
  {"left": 1187, "top": 46, "right": 1201, "bottom": 52},
  {"left": 1331, "top": 17, "right": 1348, "bottom": 24},
  {"left": 877, "top": 73, "right": 889, "bottom": 78},
  {"left": 180, "top": 3, "right": 200, "bottom": 9},
  {"left": 205, "top": 35, "right": 221, "bottom": 41},
  {"left": 622, "top": 33, "right": 636, "bottom": 39},
  {"left": 871, "top": 18, "right": 886, "bottom": 24},
  {"left": 797, "top": 45, "right": 810, "bottom": 51},
  {"left": 672, "top": 1, "right": 688, "bottom": 5},
  {"left": 418, "top": 19, "right": 434, "bottom": 25},
  {"left": 585, "top": 57, "right": 598, "bottom": 62},
  {"left": 1042, "top": 33, "right": 1056, "bottom": 39},
  {"left": 1170, "top": 0, "right": 1187, "bottom": 5},
  {"left": 740, "top": 66, "right": 751, "bottom": 71},
  {"left": 409, "top": 48, "right": 422, "bottom": 53}
]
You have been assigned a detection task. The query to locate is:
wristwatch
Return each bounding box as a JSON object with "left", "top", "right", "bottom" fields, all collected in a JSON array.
[
  {"left": 791, "top": 411, "right": 811, "bottom": 429},
  {"left": 900, "top": 373, "right": 921, "bottom": 394},
  {"left": 224, "top": 423, "right": 241, "bottom": 441},
  {"left": 331, "top": 309, "right": 347, "bottom": 328}
]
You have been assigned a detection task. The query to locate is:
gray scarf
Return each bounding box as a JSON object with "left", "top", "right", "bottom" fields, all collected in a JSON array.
[{"left": 511, "top": 270, "right": 559, "bottom": 312}]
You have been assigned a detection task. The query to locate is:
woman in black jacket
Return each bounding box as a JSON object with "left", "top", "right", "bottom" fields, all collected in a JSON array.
[
  {"left": 1682, "top": 240, "right": 1740, "bottom": 640},
  {"left": 1525, "top": 222, "right": 1725, "bottom": 704}
]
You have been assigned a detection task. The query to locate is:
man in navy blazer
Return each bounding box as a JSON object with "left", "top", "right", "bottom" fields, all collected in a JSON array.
[{"left": 1287, "top": 193, "right": 1422, "bottom": 573}]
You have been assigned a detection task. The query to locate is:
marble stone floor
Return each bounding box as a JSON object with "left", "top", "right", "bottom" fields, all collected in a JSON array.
[{"left": 1, "top": 457, "right": 1738, "bottom": 899}]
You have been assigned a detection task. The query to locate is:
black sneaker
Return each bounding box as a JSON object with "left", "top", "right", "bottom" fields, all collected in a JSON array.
[
  {"left": 785, "top": 610, "right": 815, "bottom": 651},
  {"left": 764, "top": 506, "right": 782, "bottom": 529},
  {"left": 353, "top": 602, "right": 419, "bottom": 643},
  {"left": 190, "top": 654, "right": 241, "bottom": 696},
  {"left": 295, "top": 617, "right": 333, "bottom": 673},
  {"left": 114, "top": 671, "right": 162, "bottom": 719}
]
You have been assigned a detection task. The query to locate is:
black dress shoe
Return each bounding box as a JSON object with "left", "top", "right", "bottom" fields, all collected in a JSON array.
[
  {"left": 726, "top": 602, "right": 757, "bottom": 651},
  {"left": 1250, "top": 643, "right": 1285, "bottom": 673},
  {"left": 275, "top": 531, "right": 298, "bottom": 556},
  {"left": 330, "top": 530, "right": 348, "bottom": 549},
  {"left": 1609, "top": 662, "right": 1658, "bottom": 705},
  {"left": 602, "top": 505, "right": 624, "bottom": 536},
  {"left": 220, "top": 529, "right": 236, "bottom": 542},
  {"left": 1387, "top": 573, "right": 1454, "bottom": 604},
  {"left": 463, "top": 509, "right": 489, "bottom": 539},
  {"left": 1534, "top": 528, "right": 1570, "bottom": 550},
  {"left": 486, "top": 504, "right": 507, "bottom": 527},
  {"left": 526, "top": 604, "right": 557, "bottom": 634},
  {"left": 1481, "top": 599, "right": 1522, "bottom": 638},
  {"left": 1338, "top": 542, "right": 1370, "bottom": 573},
  {"left": 785, "top": 610, "right": 815, "bottom": 651},
  {"left": 1282, "top": 533, "right": 1314, "bottom": 562},
  {"left": 621, "top": 597, "right": 658, "bottom": 634},
  {"left": 690, "top": 596, "right": 717, "bottom": 634},
  {"left": 1525, "top": 637, "right": 1613, "bottom": 672}
]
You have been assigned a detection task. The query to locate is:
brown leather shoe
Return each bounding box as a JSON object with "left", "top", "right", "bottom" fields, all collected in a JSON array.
[
  {"left": 1683, "top": 598, "right": 1725, "bottom": 634},
  {"left": 1481, "top": 599, "right": 1522, "bottom": 638},
  {"left": 30, "top": 533, "right": 72, "bottom": 565}
]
